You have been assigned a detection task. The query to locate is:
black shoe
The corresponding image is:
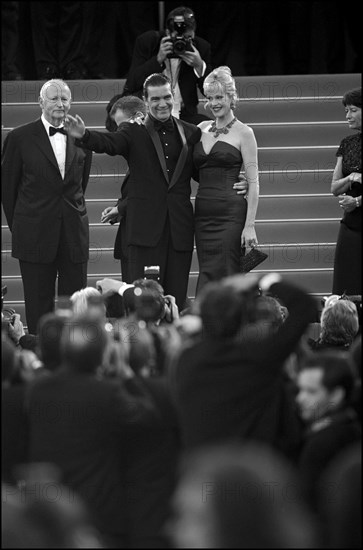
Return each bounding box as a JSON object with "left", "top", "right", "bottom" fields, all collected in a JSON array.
[{"left": 38, "top": 65, "right": 60, "bottom": 80}]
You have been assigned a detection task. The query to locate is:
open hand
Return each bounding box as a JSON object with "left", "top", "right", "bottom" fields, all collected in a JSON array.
[
  {"left": 64, "top": 114, "right": 86, "bottom": 138},
  {"left": 179, "top": 44, "right": 203, "bottom": 74}
]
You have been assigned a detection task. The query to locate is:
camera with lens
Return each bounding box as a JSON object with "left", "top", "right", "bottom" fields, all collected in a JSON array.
[{"left": 167, "top": 15, "right": 194, "bottom": 58}]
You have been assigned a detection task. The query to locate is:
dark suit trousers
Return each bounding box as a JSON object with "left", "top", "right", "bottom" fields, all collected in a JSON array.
[
  {"left": 19, "top": 231, "right": 87, "bottom": 334},
  {"left": 127, "top": 217, "right": 192, "bottom": 311}
]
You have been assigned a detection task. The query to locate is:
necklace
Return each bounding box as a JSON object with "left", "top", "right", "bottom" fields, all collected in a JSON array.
[{"left": 208, "top": 116, "right": 237, "bottom": 138}]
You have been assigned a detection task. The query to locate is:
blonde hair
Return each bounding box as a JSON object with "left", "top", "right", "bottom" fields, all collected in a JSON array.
[
  {"left": 70, "top": 287, "right": 103, "bottom": 317},
  {"left": 203, "top": 66, "right": 238, "bottom": 110}
]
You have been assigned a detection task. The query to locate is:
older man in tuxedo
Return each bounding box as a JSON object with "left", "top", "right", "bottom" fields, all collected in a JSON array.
[{"left": 2, "top": 79, "right": 92, "bottom": 334}]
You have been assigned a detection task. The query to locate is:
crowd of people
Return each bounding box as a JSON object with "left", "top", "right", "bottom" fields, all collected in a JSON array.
[
  {"left": 1, "top": 4, "right": 362, "bottom": 548},
  {"left": 2, "top": 268, "right": 361, "bottom": 548}
]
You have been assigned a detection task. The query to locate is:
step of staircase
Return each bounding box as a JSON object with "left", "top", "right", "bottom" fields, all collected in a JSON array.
[
  {"left": 0, "top": 97, "right": 353, "bottom": 128},
  {"left": 2, "top": 74, "right": 360, "bottom": 326}
]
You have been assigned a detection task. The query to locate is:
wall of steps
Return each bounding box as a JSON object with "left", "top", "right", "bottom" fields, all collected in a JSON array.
[{"left": 2, "top": 74, "right": 361, "bottom": 322}]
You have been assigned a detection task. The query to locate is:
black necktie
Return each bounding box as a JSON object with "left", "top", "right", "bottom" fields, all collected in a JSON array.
[
  {"left": 153, "top": 118, "right": 174, "bottom": 133},
  {"left": 49, "top": 126, "right": 67, "bottom": 136}
]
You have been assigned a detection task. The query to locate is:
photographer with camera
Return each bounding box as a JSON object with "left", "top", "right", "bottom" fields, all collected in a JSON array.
[{"left": 121, "top": 5, "right": 213, "bottom": 125}]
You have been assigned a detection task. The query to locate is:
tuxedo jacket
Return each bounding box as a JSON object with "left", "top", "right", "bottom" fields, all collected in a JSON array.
[
  {"left": 122, "top": 30, "right": 212, "bottom": 118},
  {"left": 77, "top": 116, "right": 201, "bottom": 250},
  {"left": 1, "top": 119, "right": 92, "bottom": 263}
]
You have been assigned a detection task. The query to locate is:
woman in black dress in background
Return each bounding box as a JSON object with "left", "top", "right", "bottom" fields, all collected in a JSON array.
[
  {"left": 331, "top": 88, "right": 361, "bottom": 296},
  {"left": 193, "top": 66, "right": 259, "bottom": 294}
]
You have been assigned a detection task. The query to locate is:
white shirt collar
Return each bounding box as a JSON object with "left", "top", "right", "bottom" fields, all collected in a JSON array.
[{"left": 41, "top": 114, "right": 65, "bottom": 134}]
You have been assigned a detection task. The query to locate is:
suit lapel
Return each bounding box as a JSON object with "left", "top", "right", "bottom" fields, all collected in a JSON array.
[
  {"left": 32, "top": 119, "right": 60, "bottom": 173},
  {"left": 169, "top": 118, "right": 188, "bottom": 189},
  {"left": 145, "top": 116, "right": 169, "bottom": 184},
  {"left": 65, "top": 134, "right": 76, "bottom": 177}
]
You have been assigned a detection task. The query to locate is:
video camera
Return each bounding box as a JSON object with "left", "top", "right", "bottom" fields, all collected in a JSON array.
[{"left": 167, "top": 15, "right": 194, "bottom": 58}]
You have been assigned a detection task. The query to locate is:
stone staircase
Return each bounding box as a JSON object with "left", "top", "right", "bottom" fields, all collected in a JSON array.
[{"left": 2, "top": 74, "right": 361, "bottom": 323}]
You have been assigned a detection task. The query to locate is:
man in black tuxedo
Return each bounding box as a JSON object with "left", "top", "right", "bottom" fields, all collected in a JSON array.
[
  {"left": 65, "top": 72, "right": 200, "bottom": 311},
  {"left": 122, "top": 5, "right": 212, "bottom": 125},
  {"left": 1, "top": 79, "right": 92, "bottom": 334}
]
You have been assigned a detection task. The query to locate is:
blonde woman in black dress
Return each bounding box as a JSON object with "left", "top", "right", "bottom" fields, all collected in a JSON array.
[{"left": 193, "top": 66, "right": 259, "bottom": 294}]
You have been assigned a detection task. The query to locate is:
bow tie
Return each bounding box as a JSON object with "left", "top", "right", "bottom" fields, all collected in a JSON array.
[
  {"left": 153, "top": 118, "right": 174, "bottom": 133},
  {"left": 49, "top": 126, "right": 67, "bottom": 136}
]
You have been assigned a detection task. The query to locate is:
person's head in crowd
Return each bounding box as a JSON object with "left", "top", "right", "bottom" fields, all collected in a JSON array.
[
  {"left": 109, "top": 95, "right": 146, "bottom": 129},
  {"left": 39, "top": 79, "right": 71, "bottom": 127},
  {"left": 2, "top": 464, "right": 103, "bottom": 548},
  {"left": 70, "top": 287, "right": 106, "bottom": 320},
  {"left": 169, "top": 442, "right": 317, "bottom": 548},
  {"left": 133, "top": 278, "right": 177, "bottom": 325},
  {"left": 128, "top": 323, "right": 157, "bottom": 377},
  {"left": 319, "top": 298, "right": 359, "bottom": 348},
  {"left": 37, "top": 312, "right": 67, "bottom": 372},
  {"left": 104, "top": 286, "right": 137, "bottom": 320},
  {"left": 203, "top": 65, "right": 238, "bottom": 114},
  {"left": 105, "top": 93, "right": 123, "bottom": 132},
  {"left": 60, "top": 315, "right": 108, "bottom": 374},
  {"left": 142, "top": 73, "right": 173, "bottom": 122},
  {"left": 197, "top": 282, "right": 245, "bottom": 339},
  {"left": 242, "top": 294, "right": 288, "bottom": 341},
  {"left": 318, "top": 442, "right": 361, "bottom": 549},
  {"left": 296, "top": 351, "right": 356, "bottom": 425}
]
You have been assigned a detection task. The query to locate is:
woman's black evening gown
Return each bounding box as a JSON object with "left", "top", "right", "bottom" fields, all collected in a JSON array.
[{"left": 193, "top": 141, "right": 247, "bottom": 294}]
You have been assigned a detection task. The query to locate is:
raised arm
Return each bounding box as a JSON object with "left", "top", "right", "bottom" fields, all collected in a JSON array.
[{"left": 64, "top": 114, "right": 130, "bottom": 157}]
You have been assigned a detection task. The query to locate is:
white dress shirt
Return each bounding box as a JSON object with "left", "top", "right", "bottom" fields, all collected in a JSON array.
[
  {"left": 164, "top": 58, "right": 206, "bottom": 118},
  {"left": 41, "top": 114, "right": 66, "bottom": 179}
]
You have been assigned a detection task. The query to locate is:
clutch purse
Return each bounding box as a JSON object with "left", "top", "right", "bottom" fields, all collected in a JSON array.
[{"left": 240, "top": 247, "right": 268, "bottom": 273}]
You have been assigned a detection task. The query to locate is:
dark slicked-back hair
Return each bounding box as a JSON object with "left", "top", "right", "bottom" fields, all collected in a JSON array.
[
  {"left": 342, "top": 88, "right": 361, "bottom": 108},
  {"left": 143, "top": 73, "right": 172, "bottom": 99}
]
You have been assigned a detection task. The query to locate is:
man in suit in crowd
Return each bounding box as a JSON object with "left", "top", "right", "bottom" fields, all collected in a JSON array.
[
  {"left": 2, "top": 79, "right": 92, "bottom": 334},
  {"left": 122, "top": 5, "right": 212, "bottom": 125},
  {"left": 65, "top": 72, "right": 200, "bottom": 311},
  {"left": 101, "top": 95, "right": 147, "bottom": 284},
  {"left": 25, "top": 314, "right": 160, "bottom": 547}
]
